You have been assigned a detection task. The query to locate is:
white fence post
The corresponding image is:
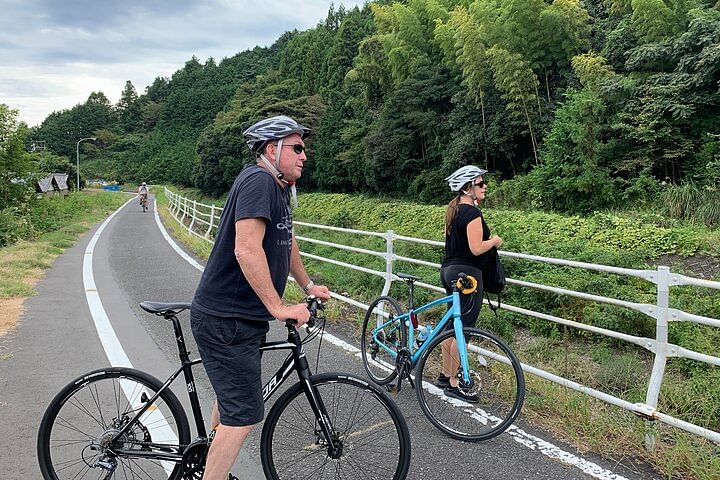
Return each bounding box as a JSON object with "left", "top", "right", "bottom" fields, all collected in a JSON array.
[
  {"left": 381, "top": 230, "right": 395, "bottom": 297},
  {"left": 188, "top": 200, "right": 197, "bottom": 233},
  {"left": 205, "top": 205, "right": 216, "bottom": 239},
  {"left": 645, "top": 265, "right": 671, "bottom": 450},
  {"left": 181, "top": 196, "right": 188, "bottom": 223}
]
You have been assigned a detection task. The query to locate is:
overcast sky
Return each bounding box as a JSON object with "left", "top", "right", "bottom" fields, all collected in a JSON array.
[{"left": 0, "top": 0, "right": 365, "bottom": 127}]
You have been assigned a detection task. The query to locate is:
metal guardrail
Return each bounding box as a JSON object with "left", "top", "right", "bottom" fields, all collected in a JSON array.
[{"left": 163, "top": 187, "right": 720, "bottom": 446}]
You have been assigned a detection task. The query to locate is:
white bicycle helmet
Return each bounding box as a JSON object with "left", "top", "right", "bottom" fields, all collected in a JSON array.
[
  {"left": 243, "top": 115, "right": 310, "bottom": 153},
  {"left": 445, "top": 165, "right": 488, "bottom": 192}
]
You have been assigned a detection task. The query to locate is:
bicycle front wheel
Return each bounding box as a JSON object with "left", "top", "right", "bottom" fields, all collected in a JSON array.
[
  {"left": 261, "top": 372, "right": 411, "bottom": 480},
  {"left": 37, "top": 367, "right": 191, "bottom": 480},
  {"left": 361, "top": 296, "right": 406, "bottom": 385},
  {"left": 415, "top": 327, "right": 525, "bottom": 441}
]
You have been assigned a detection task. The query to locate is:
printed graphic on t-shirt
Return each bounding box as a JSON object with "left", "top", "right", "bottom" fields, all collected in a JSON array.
[{"left": 276, "top": 212, "right": 292, "bottom": 249}]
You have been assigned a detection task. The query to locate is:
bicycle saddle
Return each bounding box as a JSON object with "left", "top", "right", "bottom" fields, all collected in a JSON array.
[
  {"left": 140, "top": 301, "right": 191, "bottom": 316},
  {"left": 395, "top": 272, "right": 420, "bottom": 282}
]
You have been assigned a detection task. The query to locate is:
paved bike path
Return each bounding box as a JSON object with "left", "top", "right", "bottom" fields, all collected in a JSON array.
[
  {"left": 0, "top": 196, "right": 660, "bottom": 479},
  {"left": 0, "top": 197, "right": 263, "bottom": 479}
]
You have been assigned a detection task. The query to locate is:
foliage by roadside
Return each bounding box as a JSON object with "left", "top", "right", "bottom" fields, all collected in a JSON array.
[
  {"left": 0, "top": 192, "right": 127, "bottom": 337},
  {"left": 0, "top": 192, "right": 126, "bottom": 248}
]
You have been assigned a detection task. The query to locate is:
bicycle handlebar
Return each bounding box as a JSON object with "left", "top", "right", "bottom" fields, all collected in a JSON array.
[{"left": 284, "top": 296, "right": 323, "bottom": 329}]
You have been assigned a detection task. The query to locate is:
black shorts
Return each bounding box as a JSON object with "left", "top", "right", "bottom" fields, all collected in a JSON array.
[
  {"left": 440, "top": 264, "right": 484, "bottom": 330},
  {"left": 190, "top": 308, "right": 270, "bottom": 427}
]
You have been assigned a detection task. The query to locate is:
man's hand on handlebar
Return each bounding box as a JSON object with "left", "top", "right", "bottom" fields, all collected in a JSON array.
[
  {"left": 275, "top": 303, "right": 311, "bottom": 327},
  {"left": 307, "top": 284, "right": 331, "bottom": 301}
]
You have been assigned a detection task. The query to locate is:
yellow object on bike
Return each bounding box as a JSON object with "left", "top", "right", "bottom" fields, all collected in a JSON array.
[{"left": 455, "top": 275, "right": 478, "bottom": 294}]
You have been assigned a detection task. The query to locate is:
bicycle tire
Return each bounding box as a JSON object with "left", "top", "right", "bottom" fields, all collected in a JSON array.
[
  {"left": 415, "top": 327, "right": 525, "bottom": 441},
  {"left": 37, "top": 367, "right": 191, "bottom": 480},
  {"left": 360, "top": 295, "right": 406, "bottom": 385},
  {"left": 261, "top": 372, "right": 411, "bottom": 480}
]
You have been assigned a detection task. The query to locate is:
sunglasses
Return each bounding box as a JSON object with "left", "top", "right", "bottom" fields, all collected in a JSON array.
[
  {"left": 282, "top": 143, "right": 305, "bottom": 154},
  {"left": 474, "top": 180, "right": 487, "bottom": 188}
]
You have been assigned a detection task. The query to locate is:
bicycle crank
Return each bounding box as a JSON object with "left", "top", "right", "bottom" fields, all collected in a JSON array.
[
  {"left": 181, "top": 438, "right": 210, "bottom": 479},
  {"left": 389, "top": 350, "right": 414, "bottom": 393}
]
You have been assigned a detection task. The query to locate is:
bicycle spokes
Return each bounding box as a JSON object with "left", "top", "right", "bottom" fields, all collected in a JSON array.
[
  {"left": 415, "top": 328, "right": 525, "bottom": 441},
  {"left": 262, "top": 374, "right": 410, "bottom": 479},
  {"left": 361, "top": 296, "right": 406, "bottom": 385}
]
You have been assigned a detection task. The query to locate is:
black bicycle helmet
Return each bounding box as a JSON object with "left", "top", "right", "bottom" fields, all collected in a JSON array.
[{"left": 243, "top": 115, "right": 311, "bottom": 153}]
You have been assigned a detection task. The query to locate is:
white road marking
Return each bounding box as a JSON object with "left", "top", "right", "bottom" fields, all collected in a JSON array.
[
  {"left": 153, "top": 198, "right": 630, "bottom": 480},
  {"left": 84, "top": 197, "right": 176, "bottom": 476},
  {"left": 153, "top": 199, "right": 204, "bottom": 271}
]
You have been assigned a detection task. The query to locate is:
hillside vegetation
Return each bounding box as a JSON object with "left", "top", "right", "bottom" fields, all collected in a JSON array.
[{"left": 11, "top": 0, "right": 717, "bottom": 224}]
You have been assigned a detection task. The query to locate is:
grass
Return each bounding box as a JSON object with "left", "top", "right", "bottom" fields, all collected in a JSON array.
[{"left": 0, "top": 192, "right": 127, "bottom": 338}]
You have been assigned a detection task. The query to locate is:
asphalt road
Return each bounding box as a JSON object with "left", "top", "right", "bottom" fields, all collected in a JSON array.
[{"left": 0, "top": 195, "right": 661, "bottom": 479}]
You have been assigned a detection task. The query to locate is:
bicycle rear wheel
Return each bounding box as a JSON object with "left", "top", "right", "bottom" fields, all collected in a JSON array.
[
  {"left": 261, "top": 372, "right": 411, "bottom": 480},
  {"left": 37, "top": 367, "right": 191, "bottom": 480},
  {"left": 415, "top": 327, "right": 525, "bottom": 441},
  {"left": 361, "top": 296, "right": 406, "bottom": 385}
]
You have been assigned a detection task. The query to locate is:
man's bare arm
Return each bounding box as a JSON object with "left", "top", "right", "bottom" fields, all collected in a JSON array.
[{"left": 234, "top": 219, "right": 309, "bottom": 322}]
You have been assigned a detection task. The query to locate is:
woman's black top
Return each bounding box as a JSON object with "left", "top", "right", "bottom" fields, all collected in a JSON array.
[{"left": 442, "top": 204, "right": 491, "bottom": 271}]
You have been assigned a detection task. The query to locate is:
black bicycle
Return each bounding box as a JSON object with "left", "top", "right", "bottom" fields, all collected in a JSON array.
[{"left": 37, "top": 297, "right": 411, "bottom": 479}]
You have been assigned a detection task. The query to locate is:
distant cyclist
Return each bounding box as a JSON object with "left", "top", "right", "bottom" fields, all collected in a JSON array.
[
  {"left": 137, "top": 182, "right": 149, "bottom": 206},
  {"left": 439, "top": 165, "right": 503, "bottom": 402}
]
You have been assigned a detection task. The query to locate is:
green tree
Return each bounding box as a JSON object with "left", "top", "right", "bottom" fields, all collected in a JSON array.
[
  {"left": 486, "top": 46, "right": 542, "bottom": 165},
  {"left": 116, "top": 80, "right": 143, "bottom": 133},
  {"left": 0, "top": 104, "right": 34, "bottom": 208}
]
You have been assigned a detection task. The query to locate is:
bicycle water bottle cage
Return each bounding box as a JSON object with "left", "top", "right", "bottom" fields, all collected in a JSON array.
[{"left": 455, "top": 274, "right": 478, "bottom": 294}]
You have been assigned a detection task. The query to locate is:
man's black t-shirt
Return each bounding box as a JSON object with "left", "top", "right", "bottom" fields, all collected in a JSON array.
[
  {"left": 192, "top": 165, "right": 292, "bottom": 321},
  {"left": 442, "top": 204, "right": 491, "bottom": 271}
]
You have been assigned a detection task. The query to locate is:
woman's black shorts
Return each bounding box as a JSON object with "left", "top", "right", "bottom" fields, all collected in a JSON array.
[{"left": 440, "top": 264, "right": 484, "bottom": 330}]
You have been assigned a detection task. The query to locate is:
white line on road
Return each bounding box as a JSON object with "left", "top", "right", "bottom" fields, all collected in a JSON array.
[
  {"left": 83, "top": 197, "right": 135, "bottom": 368},
  {"left": 153, "top": 198, "right": 630, "bottom": 480},
  {"left": 83, "top": 197, "right": 176, "bottom": 476}
]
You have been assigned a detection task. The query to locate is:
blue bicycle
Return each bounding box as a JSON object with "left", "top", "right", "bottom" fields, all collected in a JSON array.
[{"left": 361, "top": 272, "right": 525, "bottom": 441}]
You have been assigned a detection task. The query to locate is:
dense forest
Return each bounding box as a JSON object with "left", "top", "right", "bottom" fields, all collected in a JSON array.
[{"left": 7, "top": 0, "right": 720, "bottom": 218}]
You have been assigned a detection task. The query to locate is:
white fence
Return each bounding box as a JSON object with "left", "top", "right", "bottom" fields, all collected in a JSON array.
[{"left": 163, "top": 187, "right": 720, "bottom": 446}]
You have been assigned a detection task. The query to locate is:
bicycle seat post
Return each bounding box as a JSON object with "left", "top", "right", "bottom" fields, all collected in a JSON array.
[{"left": 407, "top": 280, "right": 415, "bottom": 312}]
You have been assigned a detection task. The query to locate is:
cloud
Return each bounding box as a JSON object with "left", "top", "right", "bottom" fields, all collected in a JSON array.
[{"left": 0, "top": 0, "right": 366, "bottom": 126}]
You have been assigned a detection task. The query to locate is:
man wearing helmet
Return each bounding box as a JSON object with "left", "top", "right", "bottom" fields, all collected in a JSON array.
[
  {"left": 439, "top": 165, "right": 503, "bottom": 402},
  {"left": 190, "top": 115, "right": 331, "bottom": 479}
]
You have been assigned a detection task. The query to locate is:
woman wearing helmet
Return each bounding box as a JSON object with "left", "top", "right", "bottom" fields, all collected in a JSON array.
[{"left": 438, "top": 165, "right": 503, "bottom": 402}]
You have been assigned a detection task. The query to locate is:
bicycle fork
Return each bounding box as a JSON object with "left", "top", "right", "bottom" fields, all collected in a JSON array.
[
  {"left": 452, "top": 291, "right": 473, "bottom": 386},
  {"left": 290, "top": 329, "right": 343, "bottom": 458}
]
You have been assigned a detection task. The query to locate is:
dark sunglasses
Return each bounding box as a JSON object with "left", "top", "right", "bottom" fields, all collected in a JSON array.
[
  {"left": 284, "top": 143, "right": 305, "bottom": 154},
  {"left": 474, "top": 180, "right": 487, "bottom": 188},
  {"left": 271, "top": 143, "right": 305, "bottom": 154}
]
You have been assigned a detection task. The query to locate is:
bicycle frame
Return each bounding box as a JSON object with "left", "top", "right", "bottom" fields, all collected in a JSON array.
[
  {"left": 371, "top": 290, "right": 473, "bottom": 384},
  {"left": 108, "top": 312, "right": 340, "bottom": 462}
]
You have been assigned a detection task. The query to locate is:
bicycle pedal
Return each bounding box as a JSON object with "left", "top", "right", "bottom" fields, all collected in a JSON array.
[{"left": 384, "top": 383, "right": 399, "bottom": 394}]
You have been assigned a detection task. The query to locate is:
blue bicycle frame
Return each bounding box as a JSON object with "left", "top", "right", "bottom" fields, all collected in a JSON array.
[{"left": 371, "top": 290, "right": 472, "bottom": 384}]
